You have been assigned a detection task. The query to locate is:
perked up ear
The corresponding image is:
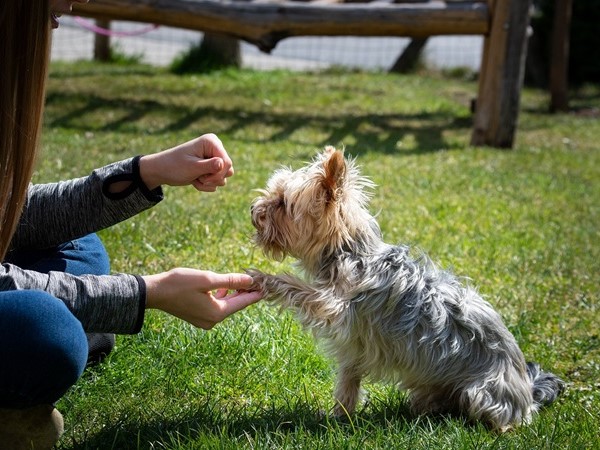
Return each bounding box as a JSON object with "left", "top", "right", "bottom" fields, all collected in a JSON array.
[{"left": 321, "top": 148, "right": 346, "bottom": 202}]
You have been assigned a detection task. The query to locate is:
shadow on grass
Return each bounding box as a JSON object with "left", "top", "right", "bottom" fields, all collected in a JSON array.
[
  {"left": 45, "top": 92, "right": 473, "bottom": 156},
  {"left": 521, "top": 84, "right": 600, "bottom": 116},
  {"left": 63, "top": 397, "right": 467, "bottom": 450},
  {"left": 49, "top": 64, "right": 160, "bottom": 80}
]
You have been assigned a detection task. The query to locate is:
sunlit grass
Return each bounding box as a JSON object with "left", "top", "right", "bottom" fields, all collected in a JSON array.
[{"left": 40, "top": 61, "right": 600, "bottom": 449}]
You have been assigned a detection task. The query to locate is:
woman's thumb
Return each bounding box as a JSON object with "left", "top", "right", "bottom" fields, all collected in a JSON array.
[{"left": 196, "top": 157, "right": 223, "bottom": 176}]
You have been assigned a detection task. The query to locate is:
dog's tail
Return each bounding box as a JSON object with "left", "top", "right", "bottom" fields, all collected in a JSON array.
[{"left": 526, "top": 362, "right": 565, "bottom": 408}]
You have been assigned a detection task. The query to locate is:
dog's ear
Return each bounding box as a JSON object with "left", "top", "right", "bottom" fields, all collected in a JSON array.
[{"left": 322, "top": 149, "right": 346, "bottom": 202}]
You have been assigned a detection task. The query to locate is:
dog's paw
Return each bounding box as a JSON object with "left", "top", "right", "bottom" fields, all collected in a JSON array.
[
  {"left": 331, "top": 405, "right": 354, "bottom": 423},
  {"left": 244, "top": 268, "right": 270, "bottom": 292}
]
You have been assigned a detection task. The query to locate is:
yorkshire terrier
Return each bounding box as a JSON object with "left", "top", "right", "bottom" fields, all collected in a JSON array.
[{"left": 248, "top": 147, "right": 564, "bottom": 431}]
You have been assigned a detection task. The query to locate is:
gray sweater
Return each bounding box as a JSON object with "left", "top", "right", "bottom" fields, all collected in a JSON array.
[{"left": 0, "top": 156, "right": 163, "bottom": 334}]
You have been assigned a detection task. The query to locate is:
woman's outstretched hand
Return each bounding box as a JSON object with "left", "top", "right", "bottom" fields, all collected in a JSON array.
[{"left": 143, "top": 269, "right": 263, "bottom": 330}]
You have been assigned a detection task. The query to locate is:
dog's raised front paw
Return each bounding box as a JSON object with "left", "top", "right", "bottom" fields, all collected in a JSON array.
[{"left": 244, "top": 268, "right": 271, "bottom": 292}]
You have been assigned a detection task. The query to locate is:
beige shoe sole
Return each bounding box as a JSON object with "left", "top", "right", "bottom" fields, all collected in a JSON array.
[{"left": 0, "top": 405, "right": 64, "bottom": 450}]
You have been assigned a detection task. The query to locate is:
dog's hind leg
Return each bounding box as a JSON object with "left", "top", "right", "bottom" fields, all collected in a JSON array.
[{"left": 408, "top": 386, "right": 458, "bottom": 418}]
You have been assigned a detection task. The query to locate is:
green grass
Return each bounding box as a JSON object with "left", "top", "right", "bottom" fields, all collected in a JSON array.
[{"left": 40, "top": 61, "right": 599, "bottom": 449}]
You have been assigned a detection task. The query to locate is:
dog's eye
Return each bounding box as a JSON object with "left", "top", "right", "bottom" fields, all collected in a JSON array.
[{"left": 277, "top": 197, "right": 295, "bottom": 215}]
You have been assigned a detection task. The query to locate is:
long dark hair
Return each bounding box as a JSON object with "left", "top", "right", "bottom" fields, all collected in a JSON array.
[{"left": 0, "top": 0, "right": 51, "bottom": 258}]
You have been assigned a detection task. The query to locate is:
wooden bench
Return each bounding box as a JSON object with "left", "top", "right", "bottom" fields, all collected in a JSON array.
[{"left": 73, "top": 0, "right": 533, "bottom": 148}]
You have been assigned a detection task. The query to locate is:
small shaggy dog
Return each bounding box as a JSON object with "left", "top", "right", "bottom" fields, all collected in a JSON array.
[{"left": 248, "top": 147, "right": 564, "bottom": 431}]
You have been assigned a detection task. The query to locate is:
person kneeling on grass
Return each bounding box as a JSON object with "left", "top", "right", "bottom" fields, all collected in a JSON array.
[{"left": 0, "top": 1, "right": 263, "bottom": 448}]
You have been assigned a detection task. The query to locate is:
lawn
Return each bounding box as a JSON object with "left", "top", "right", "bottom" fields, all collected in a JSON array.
[{"left": 40, "top": 61, "right": 599, "bottom": 449}]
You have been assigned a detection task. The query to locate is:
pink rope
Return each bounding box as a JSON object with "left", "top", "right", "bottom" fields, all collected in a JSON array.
[{"left": 73, "top": 16, "right": 159, "bottom": 37}]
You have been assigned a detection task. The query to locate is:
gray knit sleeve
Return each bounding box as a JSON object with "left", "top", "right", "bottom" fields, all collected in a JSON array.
[
  {"left": 1, "top": 156, "right": 163, "bottom": 334},
  {"left": 0, "top": 263, "right": 145, "bottom": 334},
  {"left": 10, "top": 156, "right": 163, "bottom": 251}
]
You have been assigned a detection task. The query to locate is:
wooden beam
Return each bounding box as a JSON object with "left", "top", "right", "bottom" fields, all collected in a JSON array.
[{"left": 73, "top": 0, "right": 489, "bottom": 52}]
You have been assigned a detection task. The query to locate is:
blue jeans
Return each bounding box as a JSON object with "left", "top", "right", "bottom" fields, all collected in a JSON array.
[{"left": 0, "top": 234, "right": 110, "bottom": 408}]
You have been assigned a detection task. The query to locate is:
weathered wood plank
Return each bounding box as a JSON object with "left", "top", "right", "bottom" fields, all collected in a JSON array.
[{"left": 73, "top": 0, "right": 489, "bottom": 52}]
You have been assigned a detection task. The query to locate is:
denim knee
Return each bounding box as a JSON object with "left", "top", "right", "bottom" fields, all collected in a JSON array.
[
  {"left": 4, "top": 233, "right": 110, "bottom": 276},
  {"left": 62, "top": 233, "right": 111, "bottom": 276},
  {"left": 0, "top": 290, "right": 88, "bottom": 408}
]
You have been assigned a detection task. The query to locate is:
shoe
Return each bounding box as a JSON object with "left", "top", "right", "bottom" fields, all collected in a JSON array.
[
  {"left": 0, "top": 405, "right": 64, "bottom": 450},
  {"left": 86, "top": 333, "right": 116, "bottom": 366}
]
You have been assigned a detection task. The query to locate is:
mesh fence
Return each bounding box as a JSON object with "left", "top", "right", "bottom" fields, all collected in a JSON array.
[{"left": 51, "top": 17, "right": 483, "bottom": 71}]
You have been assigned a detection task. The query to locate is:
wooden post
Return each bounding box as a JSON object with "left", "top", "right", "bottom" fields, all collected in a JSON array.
[
  {"left": 93, "top": 19, "right": 111, "bottom": 62},
  {"left": 549, "top": 0, "right": 574, "bottom": 113},
  {"left": 389, "top": 38, "right": 429, "bottom": 73},
  {"left": 471, "top": 0, "right": 532, "bottom": 148}
]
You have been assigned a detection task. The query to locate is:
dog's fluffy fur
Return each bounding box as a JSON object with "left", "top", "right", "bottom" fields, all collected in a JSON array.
[{"left": 248, "top": 147, "right": 564, "bottom": 431}]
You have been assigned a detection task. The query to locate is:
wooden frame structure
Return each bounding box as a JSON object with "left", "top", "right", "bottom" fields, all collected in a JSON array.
[{"left": 73, "top": 0, "right": 533, "bottom": 148}]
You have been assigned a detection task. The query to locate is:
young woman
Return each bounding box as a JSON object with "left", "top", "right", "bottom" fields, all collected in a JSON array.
[{"left": 0, "top": 1, "right": 262, "bottom": 448}]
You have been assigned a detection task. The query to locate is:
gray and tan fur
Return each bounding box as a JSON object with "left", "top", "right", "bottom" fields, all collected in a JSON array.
[{"left": 248, "top": 147, "right": 564, "bottom": 432}]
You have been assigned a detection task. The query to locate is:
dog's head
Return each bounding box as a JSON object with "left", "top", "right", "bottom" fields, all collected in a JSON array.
[{"left": 251, "top": 147, "right": 376, "bottom": 271}]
